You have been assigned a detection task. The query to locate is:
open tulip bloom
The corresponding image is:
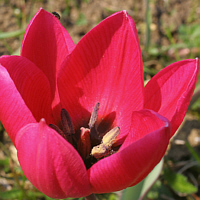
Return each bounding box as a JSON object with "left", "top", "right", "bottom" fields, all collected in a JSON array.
[{"left": 0, "top": 8, "right": 199, "bottom": 199}]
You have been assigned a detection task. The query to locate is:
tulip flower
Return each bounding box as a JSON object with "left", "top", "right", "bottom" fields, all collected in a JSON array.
[{"left": 0, "top": 8, "right": 199, "bottom": 199}]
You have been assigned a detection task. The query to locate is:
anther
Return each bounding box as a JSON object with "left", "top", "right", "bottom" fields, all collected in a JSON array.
[
  {"left": 102, "top": 126, "right": 120, "bottom": 148},
  {"left": 91, "top": 126, "right": 120, "bottom": 159},
  {"left": 49, "top": 124, "right": 67, "bottom": 140},
  {"left": 60, "top": 109, "right": 77, "bottom": 147},
  {"left": 88, "top": 102, "right": 99, "bottom": 129},
  {"left": 61, "top": 109, "right": 75, "bottom": 136}
]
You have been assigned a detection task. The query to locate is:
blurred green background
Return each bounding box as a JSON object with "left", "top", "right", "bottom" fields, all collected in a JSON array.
[{"left": 0, "top": 0, "right": 200, "bottom": 199}]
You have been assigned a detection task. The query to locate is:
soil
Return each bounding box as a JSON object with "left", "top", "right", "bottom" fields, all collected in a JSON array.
[{"left": 1, "top": 0, "right": 200, "bottom": 55}]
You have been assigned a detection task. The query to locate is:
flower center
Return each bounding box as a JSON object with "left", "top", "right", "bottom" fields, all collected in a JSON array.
[{"left": 49, "top": 103, "right": 120, "bottom": 169}]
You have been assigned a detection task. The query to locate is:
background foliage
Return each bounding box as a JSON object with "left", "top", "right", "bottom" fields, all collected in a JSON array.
[{"left": 0, "top": 0, "right": 200, "bottom": 199}]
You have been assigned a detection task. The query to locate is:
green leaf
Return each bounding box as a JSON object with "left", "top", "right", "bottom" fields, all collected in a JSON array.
[
  {"left": 43, "top": 195, "right": 55, "bottom": 200},
  {"left": 0, "top": 29, "right": 25, "bottom": 39},
  {"left": 12, "top": 47, "right": 21, "bottom": 56},
  {"left": 0, "top": 158, "right": 10, "bottom": 172},
  {"left": 0, "top": 158, "right": 9, "bottom": 167},
  {"left": 75, "top": 13, "right": 87, "bottom": 26},
  {"left": 96, "top": 193, "right": 118, "bottom": 200},
  {"left": 108, "top": 193, "right": 119, "bottom": 200},
  {"left": 27, "top": 191, "right": 45, "bottom": 198},
  {"left": 121, "top": 158, "right": 164, "bottom": 200},
  {"left": 147, "top": 180, "right": 173, "bottom": 199},
  {"left": 185, "top": 141, "right": 200, "bottom": 165},
  {"left": 0, "top": 189, "right": 22, "bottom": 199},
  {"left": 164, "top": 168, "right": 197, "bottom": 195}
]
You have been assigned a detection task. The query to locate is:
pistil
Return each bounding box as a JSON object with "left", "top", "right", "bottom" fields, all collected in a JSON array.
[{"left": 49, "top": 102, "right": 120, "bottom": 169}]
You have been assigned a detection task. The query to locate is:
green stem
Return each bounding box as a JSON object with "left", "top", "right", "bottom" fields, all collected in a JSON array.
[
  {"left": 85, "top": 193, "right": 97, "bottom": 200},
  {"left": 0, "top": 29, "right": 25, "bottom": 39},
  {"left": 144, "top": 0, "right": 151, "bottom": 51}
]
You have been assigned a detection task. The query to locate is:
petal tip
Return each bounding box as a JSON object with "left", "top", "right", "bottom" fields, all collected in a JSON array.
[
  {"left": 195, "top": 57, "right": 199, "bottom": 66},
  {"left": 122, "top": 10, "right": 128, "bottom": 15},
  {"left": 122, "top": 10, "right": 129, "bottom": 20},
  {"left": 39, "top": 118, "right": 46, "bottom": 127},
  {"left": 36, "top": 8, "right": 45, "bottom": 15}
]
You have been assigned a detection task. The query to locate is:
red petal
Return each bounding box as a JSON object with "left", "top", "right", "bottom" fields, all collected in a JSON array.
[
  {"left": 0, "top": 56, "right": 53, "bottom": 144},
  {"left": 16, "top": 119, "right": 91, "bottom": 198},
  {"left": 144, "top": 59, "right": 199, "bottom": 136},
  {"left": 21, "top": 8, "right": 75, "bottom": 121},
  {"left": 58, "top": 11, "right": 144, "bottom": 141},
  {"left": 21, "top": 8, "right": 74, "bottom": 78},
  {"left": 88, "top": 110, "right": 170, "bottom": 193}
]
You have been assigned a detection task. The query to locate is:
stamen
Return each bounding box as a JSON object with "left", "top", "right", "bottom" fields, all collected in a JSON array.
[
  {"left": 61, "top": 109, "right": 75, "bottom": 135},
  {"left": 60, "top": 109, "right": 77, "bottom": 147},
  {"left": 91, "top": 126, "right": 120, "bottom": 159},
  {"left": 88, "top": 102, "right": 99, "bottom": 129},
  {"left": 49, "top": 124, "right": 67, "bottom": 139},
  {"left": 102, "top": 126, "right": 120, "bottom": 148},
  {"left": 49, "top": 103, "right": 120, "bottom": 168}
]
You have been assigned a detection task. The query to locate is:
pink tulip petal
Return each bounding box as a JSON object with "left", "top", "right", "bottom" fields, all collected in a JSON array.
[
  {"left": 21, "top": 8, "right": 75, "bottom": 121},
  {"left": 21, "top": 8, "right": 74, "bottom": 79},
  {"left": 144, "top": 59, "right": 199, "bottom": 136},
  {"left": 16, "top": 119, "right": 91, "bottom": 198},
  {"left": 88, "top": 109, "right": 170, "bottom": 193},
  {"left": 0, "top": 55, "right": 53, "bottom": 144},
  {"left": 58, "top": 11, "right": 143, "bottom": 142}
]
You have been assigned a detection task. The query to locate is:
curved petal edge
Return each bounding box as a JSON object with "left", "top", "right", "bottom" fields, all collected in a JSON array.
[
  {"left": 16, "top": 119, "right": 91, "bottom": 198},
  {"left": 144, "top": 58, "right": 199, "bottom": 136},
  {"left": 88, "top": 109, "right": 170, "bottom": 193}
]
